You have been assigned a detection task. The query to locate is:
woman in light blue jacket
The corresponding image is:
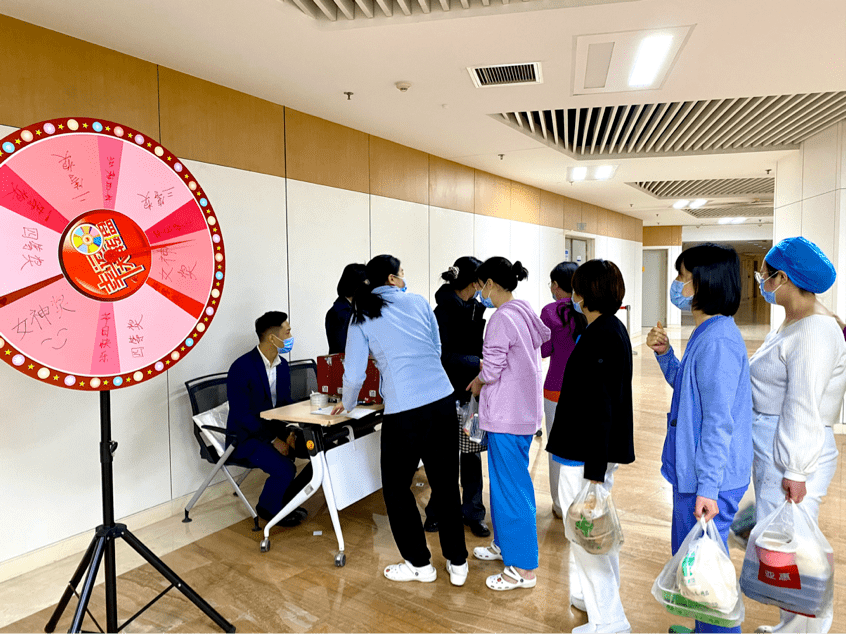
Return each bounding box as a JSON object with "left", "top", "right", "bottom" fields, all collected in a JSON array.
[{"left": 647, "top": 243, "right": 753, "bottom": 634}]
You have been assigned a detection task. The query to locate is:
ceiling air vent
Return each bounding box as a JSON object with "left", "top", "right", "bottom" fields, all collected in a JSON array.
[{"left": 468, "top": 63, "right": 543, "bottom": 88}]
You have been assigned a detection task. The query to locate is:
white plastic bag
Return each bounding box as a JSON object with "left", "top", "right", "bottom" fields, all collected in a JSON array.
[
  {"left": 676, "top": 518, "right": 739, "bottom": 612},
  {"left": 652, "top": 516, "right": 745, "bottom": 628},
  {"left": 565, "top": 481, "right": 623, "bottom": 555},
  {"left": 459, "top": 396, "right": 485, "bottom": 444},
  {"left": 740, "top": 500, "right": 834, "bottom": 618}
]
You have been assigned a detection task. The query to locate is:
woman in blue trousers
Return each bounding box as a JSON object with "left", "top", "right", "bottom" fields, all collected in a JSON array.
[{"left": 647, "top": 243, "right": 753, "bottom": 634}]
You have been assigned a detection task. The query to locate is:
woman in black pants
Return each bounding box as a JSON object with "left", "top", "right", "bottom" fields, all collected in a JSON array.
[{"left": 424, "top": 257, "right": 491, "bottom": 538}]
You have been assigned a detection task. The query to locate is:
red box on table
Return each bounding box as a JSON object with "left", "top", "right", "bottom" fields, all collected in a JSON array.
[{"left": 317, "top": 354, "right": 383, "bottom": 404}]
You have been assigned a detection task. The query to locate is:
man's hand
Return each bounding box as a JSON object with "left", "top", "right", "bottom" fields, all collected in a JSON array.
[
  {"left": 647, "top": 320, "right": 669, "bottom": 355},
  {"left": 694, "top": 495, "right": 719, "bottom": 522},
  {"left": 272, "top": 437, "right": 290, "bottom": 456},
  {"left": 467, "top": 375, "right": 483, "bottom": 397},
  {"left": 783, "top": 478, "right": 807, "bottom": 504},
  {"left": 330, "top": 404, "right": 346, "bottom": 415}
]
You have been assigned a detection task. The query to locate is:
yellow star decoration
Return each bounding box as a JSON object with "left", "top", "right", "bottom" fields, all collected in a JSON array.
[
  {"left": 217, "top": 265, "right": 222, "bottom": 269},
  {"left": 167, "top": 156, "right": 172, "bottom": 161},
  {"left": 58, "top": 124, "right": 64, "bottom": 130},
  {"left": 181, "top": 346, "right": 185, "bottom": 351},
  {"left": 212, "top": 228, "right": 217, "bottom": 232},
  {"left": 184, "top": 174, "right": 189, "bottom": 179},
  {"left": 105, "top": 126, "right": 111, "bottom": 131},
  {"left": 204, "top": 317, "right": 209, "bottom": 322},
  {"left": 4, "top": 350, "right": 10, "bottom": 355},
  {"left": 147, "top": 142, "right": 151, "bottom": 147},
  {"left": 0, "top": 152, "right": 4, "bottom": 158},
  {"left": 128, "top": 132, "right": 133, "bottom": 138},
  {"left": 15, "top": 139, "right": 21, "bottom": 145},
  {"left": 166, "top": 360, "right": 170, "bottom": 365},
  {"left": 53, "top": 375, "right": 59, "bottom": 380},
  {"left": 148, "top": 370, "right": 153, "bottom": 375},
  {"left": 212, "top": 300, "right": 216, "bottom": 305},
  {"left": 27, "top": 364, "right": 34, "bottom": 369},
  {"left": 35, "top": 130, "right": 42, "bottom": 135},
  {"left": 126, "top": 377, "right": 132, "bottom": 383},
  {"left": 217, "top": 246, "right": 221, "bottom": 250},
  {"left": 82, "top": 123, "right": 88, "bottom": 128},
  {"left": 104, "top": 380, "right": 109, "bottom": 385},
  {"left": 79, "top": 381, "right": 85, "bottom": 386}
]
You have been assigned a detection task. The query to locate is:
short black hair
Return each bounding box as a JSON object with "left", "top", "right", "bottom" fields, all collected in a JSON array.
[
  {"left": 571, "top": 259, "right": 625, "bottom": 315},
  {"left": 337, "top": 263, "right": 367, "bottom": 298},
  {"left": 476, "top": 256, "right": 528, "bottom": 292},
  {"left": 255, "top": 311, "right": 288, "bottom": 340},
  {"left": 676, "top": 243, "right": 740, "bottom": 316}
]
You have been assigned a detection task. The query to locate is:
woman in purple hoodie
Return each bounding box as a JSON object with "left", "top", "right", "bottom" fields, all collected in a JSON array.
[{"left": 468, "top": 257, "right": 551, "bottom": 591}]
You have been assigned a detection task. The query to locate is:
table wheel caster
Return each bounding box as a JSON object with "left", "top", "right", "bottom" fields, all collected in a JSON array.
[
  {"left": 334, "top": 552, "right": 346, "bottom": 567},
  {"left": 260, "top": 538, "right": 271, "bottom": 553}
]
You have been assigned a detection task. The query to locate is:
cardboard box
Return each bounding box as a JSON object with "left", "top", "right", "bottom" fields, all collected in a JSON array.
[{"left": 317, "top": 353, "right": 383, "bottom": 404}]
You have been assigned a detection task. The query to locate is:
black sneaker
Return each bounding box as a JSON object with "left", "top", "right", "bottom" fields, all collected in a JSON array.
[
  {"left": 464, "top": 519, "right": 491, "bottom": 537},
  {"left": 257, "top": 505, "right": 307, "bottom": 527}
]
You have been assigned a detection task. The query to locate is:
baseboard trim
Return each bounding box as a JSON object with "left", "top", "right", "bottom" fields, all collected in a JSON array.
[{"left": 0, "top": 477, "right": 254, "bottom": 585}]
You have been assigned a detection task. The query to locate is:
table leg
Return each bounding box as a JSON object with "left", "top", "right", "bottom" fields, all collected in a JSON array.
[
  {"left": 317, "top": 451, "right": 347, "bottom": 566},
  {"left": 260, "top": 451, "right": 325, "bottom": 553}
]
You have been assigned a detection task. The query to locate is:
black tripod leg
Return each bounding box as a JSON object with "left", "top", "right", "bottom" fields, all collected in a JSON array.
[
  {"left": 69, "top": 535, "right": 107, "bottom": 634},
  {"left": 44, "top": 537, "right": 98, "bottom": 633},
  {"left": 120, "top": 529, "right": 235, "bottom": 633}
]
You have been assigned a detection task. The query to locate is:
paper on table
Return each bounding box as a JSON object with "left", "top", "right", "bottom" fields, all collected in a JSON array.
[{"left": 310, "top": 406, "right": 376, "bottom": 420}]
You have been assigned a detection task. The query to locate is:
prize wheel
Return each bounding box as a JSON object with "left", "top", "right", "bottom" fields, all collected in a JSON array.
[{"left": 0, "top": 117, "right": 225, "bottom": 390}]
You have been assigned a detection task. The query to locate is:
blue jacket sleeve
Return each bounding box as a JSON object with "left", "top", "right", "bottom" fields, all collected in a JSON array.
[
  {"left": 342, "top": 322, "right": 369, "bottom": 412},
  {"left": 655, "top": 346, "right": 680, "bottom": 386},
  {"left": 692, "top": 338, "right": 744, "bottom": 501}
]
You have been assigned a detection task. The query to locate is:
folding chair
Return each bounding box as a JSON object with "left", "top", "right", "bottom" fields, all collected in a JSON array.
[
  {"left": 182, "top": 372, "right": 259, "bottom": 531},
  {"left": 289, "top": 359, "right": 318, "bottom": 401}
]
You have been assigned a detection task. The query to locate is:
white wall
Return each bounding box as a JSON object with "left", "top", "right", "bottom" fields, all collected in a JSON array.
[
  {"left": 774, "top": 121, "right": 846, "bottom": 322},
  {"left": 0, "top": 133, "right": 644, "bottom": 565},
  {"left": 682, "top": 223, "right": 774, "bottom": 243}
]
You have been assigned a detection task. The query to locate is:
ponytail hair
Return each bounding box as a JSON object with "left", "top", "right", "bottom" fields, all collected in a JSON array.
[
  {"left": 351, "top": 254, "right": 401, "bottom": 324},
  {"left": 550, "top": 261, "right": 586, "bottom": 341},
  {"left": 476, "top": 256, "right": 528, "bottom": 292},
  {"left": 441, "top": 256, "right": 482, "bottom": 290}
]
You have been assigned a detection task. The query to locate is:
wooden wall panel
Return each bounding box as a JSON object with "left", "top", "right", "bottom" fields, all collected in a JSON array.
[
  {"left": 606, "top": 210, "right": 624, "bottom": 239},
  {"left": 285, "top": 108, "right": 369, "bottom": 194},
  {"left": 643, "top": 225, "right": 682, "bottom": 246},
  {"left": 0, "top": 15, "right": 159, "bottom": 135},
  {"left": 564, "top": 197, "right": 581, "bottom": 230},
  {"left": 474, "top": 170, "right": 511, "bottom": 219},
  {"left": 429, "top": 156, "right": 474, "bottom": 213},
  {"left": 595, "top": 207, "right": 609, "bottom": 237},
  {"left": 159, "top": 67, "right": 285, "bottom": 177},
  {"left": 629, "top": 216, "right": 644, "bottom": 243},
  {"left": 510, "top": 182, "right": 540, "bottom": 224},
  {"left": 370, "top": 136, "right": 428, "bottom": 205},
  {"left": 580, "top": 203, "right": 598, "bottom": 234},
  {"left": 540, "top": 190, "right": 565, "bottom": 229}
]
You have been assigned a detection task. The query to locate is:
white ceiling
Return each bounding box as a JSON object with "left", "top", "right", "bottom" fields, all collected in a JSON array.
[{"left": 3, "top": 0, "right": 845, "bottom": 226}]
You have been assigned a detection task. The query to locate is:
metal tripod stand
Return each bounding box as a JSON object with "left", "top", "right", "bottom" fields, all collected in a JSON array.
[{"left": 45, "top": 391, "right": 235, "bottom": 633}]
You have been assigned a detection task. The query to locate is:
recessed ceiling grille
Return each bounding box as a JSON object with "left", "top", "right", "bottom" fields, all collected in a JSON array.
[
  {"left": 468, "top": 63, "right": 542, "bottom": 88},
  {"left": 629, "top": 178, "right": 774, "bottom": 199},
  {"left": 684, "top": 205, "right": 774, "bottom": 219},
  {"left": 285, "top": 0, "right": 636, "bottom": 23},
  {"left": 496, "top": 91, "right": 846, "bottom": 158}
]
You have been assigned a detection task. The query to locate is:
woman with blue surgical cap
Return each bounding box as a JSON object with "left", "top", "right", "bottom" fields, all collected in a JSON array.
[{"left": 749, "top": 237, "right": 846, "bottom": 634}]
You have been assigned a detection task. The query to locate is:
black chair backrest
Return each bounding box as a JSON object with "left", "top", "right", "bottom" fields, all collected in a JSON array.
[
  {"left": 289, "top": 359, "right": 318, "bottom": 402},
  {"left": 185, "top": 372, "right": 229, "bottom": 464}
]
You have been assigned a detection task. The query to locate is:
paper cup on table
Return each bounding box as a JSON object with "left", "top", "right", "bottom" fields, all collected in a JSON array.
[{"left": 310, "top": 392, "right": 329, "bottom": 409}]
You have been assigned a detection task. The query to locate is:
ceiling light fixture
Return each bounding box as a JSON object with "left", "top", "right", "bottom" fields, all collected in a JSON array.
[
  {"left": 732, "top": 217, "right": 746, "bottom": 224},
  {"left": 673, "top": 199, "right": 690, "bottom": 209},
  {"left": 594, "top": 165, "right": 615, "bottom": 180},
  {"left": 570, "top": 166, "right": 587, "bottom": 182},
  {"left": 689, "top": 198, "right": 708, "bottom": 209},
  {"left": 628, "top": 34, "right": 674, "bottom": 88}
]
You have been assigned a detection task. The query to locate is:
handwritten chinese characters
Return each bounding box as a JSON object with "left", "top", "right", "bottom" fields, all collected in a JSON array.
[
  {"left": 20, "top": 227, "right": 45, "bottom": 270},
  {"left": 51, "top": 150, "right": 89, "bottom": 203}
]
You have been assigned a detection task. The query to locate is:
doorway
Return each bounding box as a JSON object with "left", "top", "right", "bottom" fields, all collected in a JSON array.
[
  {"left": 642, "top": 249, "right": 668, "bottom": 327},
  {"left": 565, "top": 237, "right": 590, "bottom": 264}
]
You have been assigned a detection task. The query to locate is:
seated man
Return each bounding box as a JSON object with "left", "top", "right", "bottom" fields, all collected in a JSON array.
[{"left": 226, "top": 311, "right": 312, "bottom": 526}]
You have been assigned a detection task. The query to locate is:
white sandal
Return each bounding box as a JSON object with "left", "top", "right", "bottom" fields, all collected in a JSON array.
[
  {"left": 383, "top": 560, "right": 437, "bottom": 583},
  {"left": 485, "top": 565, "right": 537, "bottom": 591},
  {"left": 473, "top": 540, "right": 503, "bottom": 561}
]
